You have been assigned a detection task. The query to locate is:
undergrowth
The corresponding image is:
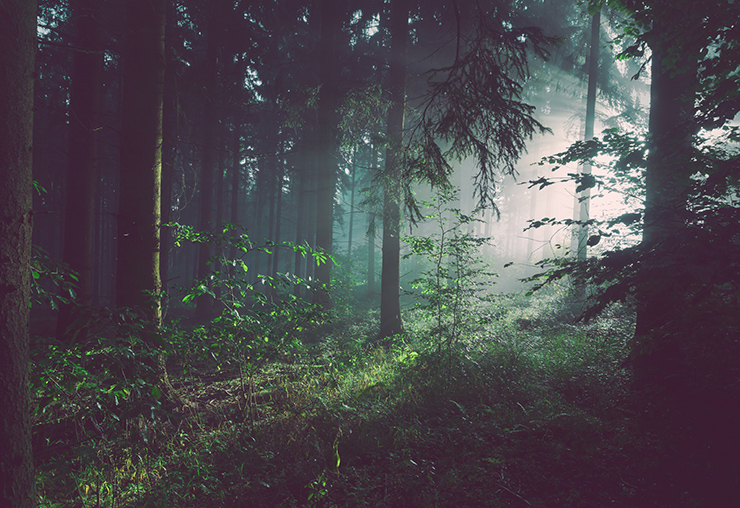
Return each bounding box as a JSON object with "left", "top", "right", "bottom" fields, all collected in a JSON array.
[{"left": 33, "top": 286, "right": 641, "bottom": 508}]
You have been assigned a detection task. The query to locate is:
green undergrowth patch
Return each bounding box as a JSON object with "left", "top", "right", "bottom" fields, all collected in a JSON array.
[{"left": 35, "top": 294, "right": 639, "bottom": 507}]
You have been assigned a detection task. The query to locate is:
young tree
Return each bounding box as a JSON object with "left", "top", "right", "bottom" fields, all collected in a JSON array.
[
  {"left": 0, "top": 1, "right": 37, "bottom": 505},
  {"left": 378, "top": 0, "right": 550, "bottom": 338}
]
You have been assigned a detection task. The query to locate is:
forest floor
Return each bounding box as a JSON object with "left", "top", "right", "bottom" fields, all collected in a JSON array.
[{"left": 32, "top": 291, "right": 658, "bottom": 508}]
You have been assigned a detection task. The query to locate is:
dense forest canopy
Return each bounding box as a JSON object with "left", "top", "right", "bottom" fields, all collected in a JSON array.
[{"left": 1, "top": 0, "right": 739, "bottom": 506}]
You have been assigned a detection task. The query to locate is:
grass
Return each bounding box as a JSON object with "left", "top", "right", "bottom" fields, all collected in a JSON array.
[{"left": 34, "top": 289, "right": 643, "bottom": 507}]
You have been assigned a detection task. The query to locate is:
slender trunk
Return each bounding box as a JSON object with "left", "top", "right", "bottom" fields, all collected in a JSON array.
[
  {"left": 230, "top": 125, "right": 241, "bottom": 260},
  {"left": 57, "top": 0, "right": 104, "bottom": 341},
  {"left": 575, "top": 8, "right": 599, "bottom": 262},
  {"left": 367, "top": 211, "right": 376, "bottom": 296},
  {"left": 161, "top": 0, "right": 178, "bottom": 303},
  {"left": 379, "top": 0, "right": 409, "bottom": 339},
  {"left": 272, "top": 162, "right": 284, "bottom": 277},
  {"left": 313, "top": 0, "right": 341, "bottom": 305},
  {"left": 293, "top": 167, "right": 306, "bottom": 296},
  {"left": 347, "top": 147, "right": 356, "bottom": 288},
  {"left": 196, "top": 0, "right": 221, "bottom": 318},
  {"left": 0, "top": 1, "right": 36, "bottom": 504}
]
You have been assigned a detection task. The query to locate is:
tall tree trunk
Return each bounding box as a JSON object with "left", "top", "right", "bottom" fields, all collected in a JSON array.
[
  {"left": 57, "top": 0, "right": 104, "bottom": 341},
  {"left": 272, "top": 161, "right": 284, "bottom": 277},
  {"left": 293, "top": 166, "right": 306, "bottom": 297},
  {"left": 196, "top": 0, "right": 221, "bottom": 318},
  {"left": 634, "top": 34, "right": 697, "bottom": 361},
  {"left": 266, "top": 155, "right": 277, "bottom": 276},
  {"left": 631, "top": 8, "right": 728, "bottom": 503},
  {"left": 379, "top": 0, "right": 409, "bottom": 339},
  {"left": 116, "top": 0, "right": 165, "bottom": 322},
  {"left": 367, "top": 211, "right": 376, "bottom": 296},
  {"left": 575, "top": 7, "right": 599, "bottom": 262},
  {"left": 0, "top": 2, "right": 36, "bottom": 504},
  {"left": 230, "top": 125, "right": 241, "bottom": 261},
  {"left": 347, "top": 148, "right": 356, "bottom": 288},
  {"left": 313, "top": 0, "right": 341, "bottom": 306},
  {"left": 161, "top": 0, "right": 179, "bottom": 303}
]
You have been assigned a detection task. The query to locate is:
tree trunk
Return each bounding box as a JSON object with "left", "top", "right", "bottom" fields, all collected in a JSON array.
[
  {"left": 313, "top": 0, "right": 341, "bottom": 306},
  {"left": 116, "top": 0, "right": 165, "bottom": 321},
  {"left": 230, "top": 124, "right": 241, "bottom": 261},
  {"left": 196, "top": 0, "right": 222, "bottom": 318},
  {"left": 272, "top": 162, "right": 284, "bottom": 277},
  {"left": 0, "top": 1, "right": 36, "bottom": 505},
  {"left": 367, "top": 211, "right": 376, "bottom": 296},
  {"left": 57, "top": 0, "right": 104, "bottom": 341},
  {"left": 379, "top": 0, "right": 409, "bottom": 339},
  {"left": 575, "top": 8, "right": 599, "bottom": 262},
  {"left": 346, "top": 146, "right": 357, "bottom": 288}
]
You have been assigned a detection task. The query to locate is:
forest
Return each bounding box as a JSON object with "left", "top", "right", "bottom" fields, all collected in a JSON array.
[{"left": 1, "top": 0, "right": 739, "bottom": 506}]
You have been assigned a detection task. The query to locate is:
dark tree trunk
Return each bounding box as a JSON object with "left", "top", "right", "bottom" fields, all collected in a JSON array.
[
  {"left": 379, "top": 0, "right": 409, "bottom": 339},
  {"left": 293, "top": 162, "right": 306, "bottom": 297},
  {"left": 346, "top": 146, "right": 357, "bottom": 288},
  {"left": 313, "top": 0, "right": 341, "bottom": 306},
  {"left": 367, "top": 211, "right": 376, "bottom": 296},
  {"left": 57, "top": 0, "right": 104, "bottom": 341},
  {"left": 230, "top": 125, "right": 241, "bottom": 261},
  {"left": 272, "top": 162, "right": 284, "bottom": 277},
  {"left": 161, "top": 0, "right": 179, "bottom": 301},
  {"left": 196, "top": 0, "right": 221, "bottom": 318},
  {"left": 0, "top": 1, "right": 36, "bottom": 505},
  {"left": 116, "top": 0, "right": 165, "bottom": 321}
]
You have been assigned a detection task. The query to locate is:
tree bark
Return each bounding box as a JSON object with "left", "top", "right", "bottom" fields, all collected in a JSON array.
[
  {"left": 575, "top": 7, "right": 599, "bottom": 262},
  {"left": 196, "top": 0, "right": 221, "bottom": 318},
  {"left": 116, "top": 0, "right": 166, "bottom": 321},
  {"left": 347, "top": 148, "right": 357, "bottom": 288},
  {"left": 313, "top": 0, "right": 341, "bottom": 306},
  {"left": 0, "top": 1, "right": 37, "bottom": 505},
  {"left": 161, "top": 0, "right": 179, "bottom": 302},
  {"left": 57, "top": 0, "right": 104, "bottom": 341},
  {"left": 379, "top": 0, "right": 409, "bottom": 339},
  {"left": 230, "top": 124, "right": 241, "bottom": 262},
  {"left": 272, "top": 162, "right": 284, "bottom": 277}
]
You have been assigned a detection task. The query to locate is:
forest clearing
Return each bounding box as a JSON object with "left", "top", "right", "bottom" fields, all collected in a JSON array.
[{"left": 1, "top": 0, "right": 739, "bottom": 506}]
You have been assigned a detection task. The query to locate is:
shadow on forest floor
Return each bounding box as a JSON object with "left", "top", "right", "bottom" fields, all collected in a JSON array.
[{"left": 31, "top": 297, "right": 690, "bottom": 508}]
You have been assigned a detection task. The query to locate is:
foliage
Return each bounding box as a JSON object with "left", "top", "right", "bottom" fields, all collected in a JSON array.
[
  {"left": 403, "top": 17, "right": 554, "bottom": 214},
  {"left": 403, "top": 187, "right": 497, "bottom": 360},
  {"left": 169, "top": 222, "right": 329, "bottom": 418},
  {"left": 31, "top": 245, "right": 79, "bottom": 310},
  {"left": 36, "top": 291, "right": 641, "bottom": 508},
  {"left": 31, "top": 307, "right": 167, "bottom": 473}
]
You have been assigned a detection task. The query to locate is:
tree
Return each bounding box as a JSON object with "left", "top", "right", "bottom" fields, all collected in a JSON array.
[
  {"left": 313, "top": 0, "right": 343, "bottom": 306},
  {"left": 57, "top": 0, "right": 104, "bottom": 341},
  {"left": 195, "top": 0, "right": 223, "bottom": 318},
  {"left": 379, "top": 0, "right": 409, "bottom": 338},
  {"left": 574, "top": 6, "right": 600, "bottom": 263},
  {"left": 378, "top": 0, "right": 550, "bottom": 338},
  {"left": 116, "top": 0, "right": 166, "bottom": 321},
  {"left": 0, "top": 0, "right": 37, "bottom": 505}
]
